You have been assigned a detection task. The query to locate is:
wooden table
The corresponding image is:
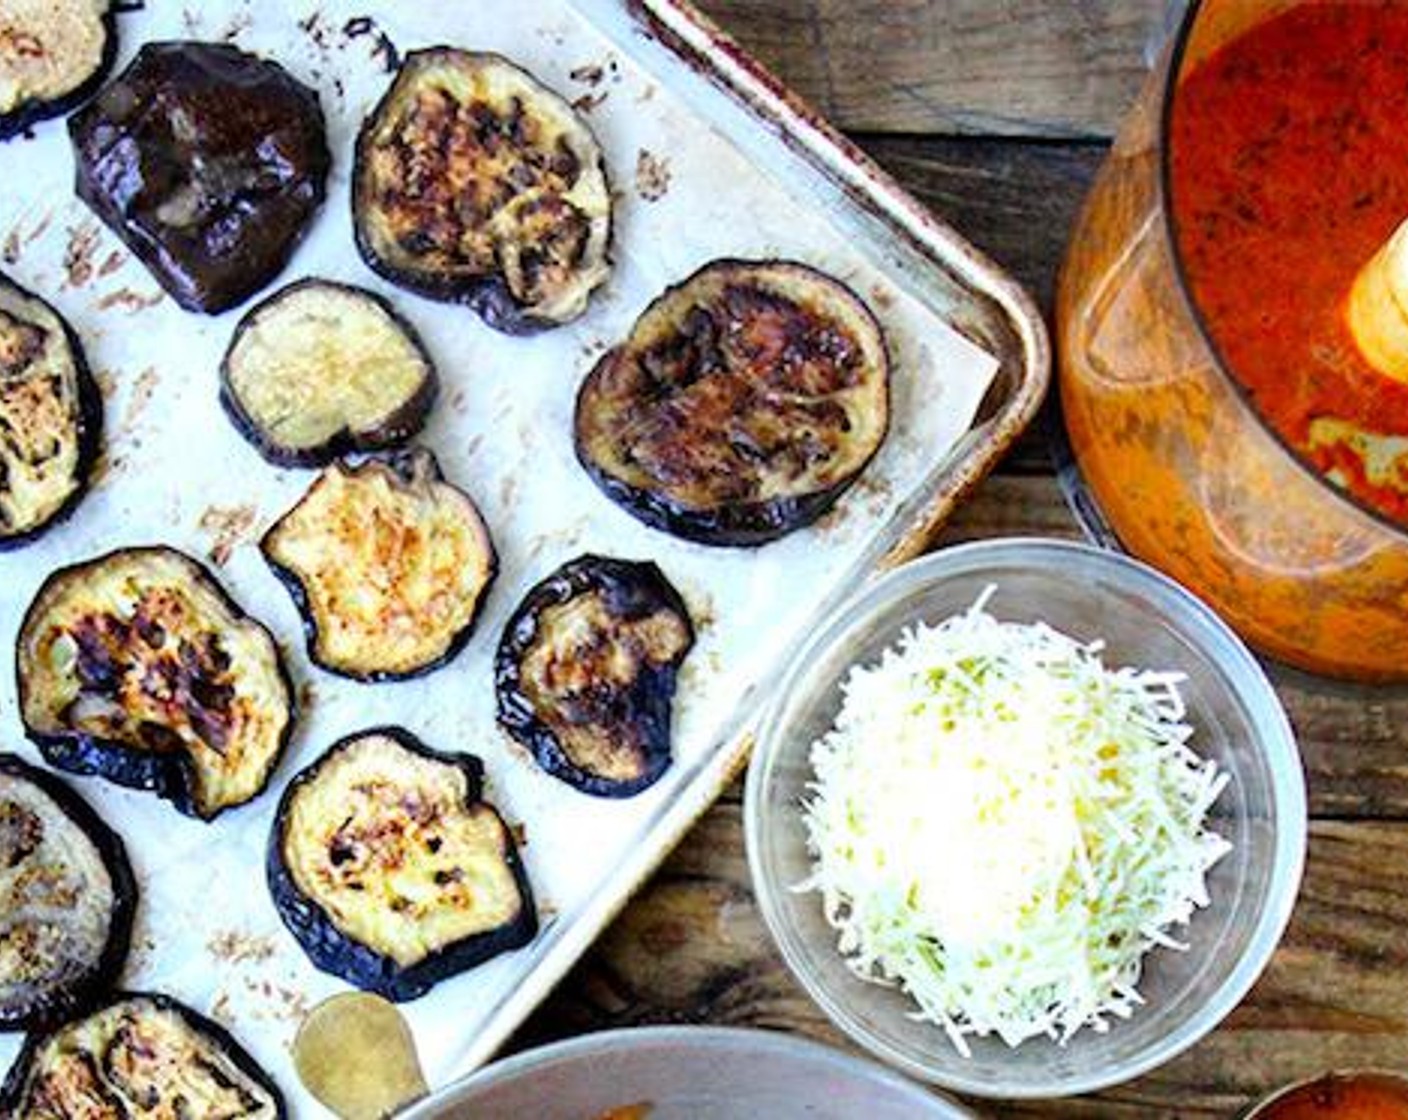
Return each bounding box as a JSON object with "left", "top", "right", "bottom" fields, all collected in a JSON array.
[{"left": 515, "top": 3, "right": 1408, "bottom": 1114}]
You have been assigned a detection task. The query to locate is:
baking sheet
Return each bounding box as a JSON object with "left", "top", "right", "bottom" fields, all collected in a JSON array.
[{"left": 0, "top": 0, "right": 1001, "bottom": 1112}]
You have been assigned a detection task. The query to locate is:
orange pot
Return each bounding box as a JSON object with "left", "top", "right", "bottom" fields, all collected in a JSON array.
[{"left": 1057, "top": 0, "right": 1408, "bottom": 682}]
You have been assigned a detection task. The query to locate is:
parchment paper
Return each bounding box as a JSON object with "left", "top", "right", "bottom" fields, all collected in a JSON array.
[{"left": 0, "top": 0, "right": 999, "bottom": 1112}]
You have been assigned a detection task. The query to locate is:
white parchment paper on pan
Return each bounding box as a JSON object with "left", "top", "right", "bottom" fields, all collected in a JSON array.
[{"left": 0, "top": 0, "right": 999, "bottom": 1111}]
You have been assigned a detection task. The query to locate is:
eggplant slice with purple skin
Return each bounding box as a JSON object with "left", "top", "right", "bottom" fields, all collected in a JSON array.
[
  {"left": 261, "top": 448, "right": 497, "bottom": 682},
  {"left": 0, "top": 271, "right": 102, "bottom": 549},
  {"left": 496, "top": 555, "right": 695, "bottom": 798},
  {"left": 353, "top": 48, "right": 612, "bottom": 334},
  {"left": 0, "top": 754, "right": 135, "bottom": 1034},
  {"left": 268, "top": 727, "right": 537, "bottom": 1002},
  {"left": 16, "top": 546, "right": 297, "bottom": 821},
  {"left": 69, "top": 41, "right": 330, "bottom": 315},
  {"left": 221, "top": 279, "right": 439, "bottom": 468},
  {"left": 1, "top": 991, "right": 285, "bottom": 1118},
  {"left": 575, "top": 259, "right": 891, "bottom": 546},
  {"left": 0, "top": 0, "right": 118, "bottom": 142}
]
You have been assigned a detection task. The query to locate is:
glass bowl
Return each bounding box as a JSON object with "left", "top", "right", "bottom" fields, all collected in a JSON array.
[
  {"left": 1056, "top": 0, "right": 1408, "bottom": 682},
  {"left": 400, "top": 1026, "right": 976, "bottom": 1119},
  {"left": 744, "top": 538, "right": 1306, "bottom": 1098}
]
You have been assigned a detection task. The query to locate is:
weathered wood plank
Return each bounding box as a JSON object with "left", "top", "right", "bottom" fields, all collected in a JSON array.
[
  {"left": 516, "top": 810, "right": 1408, "bottom": 1116},
  {"left": 861, "top": 136, "right": 1106, "bottom": 315},
  {"left": 694, "top": 0, "right": 1169, "bottom": 138}
]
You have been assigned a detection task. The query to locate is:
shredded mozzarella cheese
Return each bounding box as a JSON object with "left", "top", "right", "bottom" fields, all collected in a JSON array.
[{"left": 799, "top": 587, "right": 1231, "bottom": 1055}]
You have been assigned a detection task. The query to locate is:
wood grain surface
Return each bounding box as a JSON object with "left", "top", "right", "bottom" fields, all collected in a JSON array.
[
  {"left": 516, "top": 2, "right": 1408, "bottom": 1114},
  {"left": 694, "top": 0, "right": 1172, "bottom": 138}
]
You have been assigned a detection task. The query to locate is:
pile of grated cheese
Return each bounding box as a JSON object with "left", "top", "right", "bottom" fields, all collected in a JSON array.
[{"left": 799, "top": 588, "right": 1231, "bottom": 1056}]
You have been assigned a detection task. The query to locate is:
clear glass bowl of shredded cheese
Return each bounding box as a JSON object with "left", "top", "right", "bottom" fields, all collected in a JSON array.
[{"left": 745, "top": 538, "right": 1306, "bottom": 1098}]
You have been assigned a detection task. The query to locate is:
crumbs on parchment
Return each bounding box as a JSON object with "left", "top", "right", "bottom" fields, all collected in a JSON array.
[
  {"left": 96, "top": 288, "right": 163, "bottom": 313},
  {"left": 209, "top": 991, "right": 235, "bottom": 1026},
  {"left": 26, "top": 211, "right": 52, "bottom": 244},
  {"left": 63, "top": 222, "right": 102, "bottom": 288},
  {"left": 570, "top": 58, "right": 622, "bottom": 112},
  {"left": 572, "top": 91, "right": 608, "bottom": 114},
  {"left": 219, "top": 9, "right": 253, "bottom": 41},
  {"left": 298, "top": 10, "right": 325, "bottom": 43},
  {"left": 242, "top": 977, "right": 310, "bottom": 1023},
  {"left": 120, "top": 365, "right": 159, "bottom": 431},
  {"left": 207, "top": 929, "right": 277, "bottom": 966},
  {"left": 198, "top": 503, "right": 259, "bottom": 567},
  {"left": 343, "top": 15, "right": 399, "bottom": 72},
  {"left": 688, "top": 591, "right": 716, "bottom": 634},
  {"left": 499, "top": 473, "right": 519, "bottom": 510},
  {"left": 869, "top": 283, "right": 896, "bottom": 312},
  {"left": 635, "top": 149, "right": 672, "bottom": 202}
]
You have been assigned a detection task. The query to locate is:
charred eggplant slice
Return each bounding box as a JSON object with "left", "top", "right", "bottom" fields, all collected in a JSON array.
[
  {"left": 353, "top": 48, "right": 612, "bottom": 333},
  {"left": 0, "top": 0, "right": 117, "bottom": 141},
  {"left": 0, "top": 272, "right": 102, "bottom": 549},
  {"left": 0, "top": 991, "right": 285, "bottom": 1118},
  {"left": 0, "top": 754, "right": 135, "bottom": 1033},
  {"left": 16, "top": 546, "right": 296, "bottom": 821},
  {"left": 69, "top": 41, "right": 330, "bottom": 315},
  {"left": 221, "top": 279, "right": 438, "bottom": 468},
  {"left": 261, "top": 449, "right": 496, "bottom": 681},
  {"left": 575, "top": 259, "right": 891, "bottom": 546},
  {"left": 496, "top": 555, "right": 694, "bottom": 798},
  {"left": 268, "top": 727, "right": 536, "bottom": 1002}
]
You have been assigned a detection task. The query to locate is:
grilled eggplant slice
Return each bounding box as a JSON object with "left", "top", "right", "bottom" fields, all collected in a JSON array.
[
  {"left": 221, "top": 279, "right": 438, "bottom": 468},
  {"left": 496, "top": 555, "right": 694, "bottom": 798},
  {"left": 0, "top": 272, "right": 102, "bottom": 549},
  {"left": 268, "top": 727, "right": 536, "bottom": 1002},
  {"left": 0, "top": 0, "right": 117, "bottom": 141},
  {"left": 353, "top": 48, "right": 612, "bottom": 334},
  {"left": 0, "top": 754, "right": 135, "bottom": 1033},
  {"left": 261, "top": 449, "right": 496, "bottom": 681},
  {"left": 575, "top": 259, "right": 891, "bottom": 546},
  {"left": 69, "top": 41, "right": 330, "bottom": 315},
  {"left": 0, "top": 991, "right": 285, "bottom": 1118},
  {"left": 16, "top": 546, "right": 296, "bottom": 821}
]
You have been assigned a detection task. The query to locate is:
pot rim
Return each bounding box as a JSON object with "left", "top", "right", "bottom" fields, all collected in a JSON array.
[
  {"left": 396, "top": 1025, "right": 976, "bottom": 1118},
  {"left": 1239, "top": 1068, "right": 1408, "bottom": 1118}
]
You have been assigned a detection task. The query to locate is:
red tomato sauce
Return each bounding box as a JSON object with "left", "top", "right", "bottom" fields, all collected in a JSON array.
[
  {"left": 1254, "top": 1075, "right": 1408, "bottom": 1120},
  {"left": 1169, "top": 1, "right": 1408, "bottom": 526}
]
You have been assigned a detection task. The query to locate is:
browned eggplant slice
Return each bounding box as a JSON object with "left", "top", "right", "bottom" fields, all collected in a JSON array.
[
  {"left": 0, "top": 0, "right": 117, "bottom": 141},
  {"left": 16, "top": 546, "right": 297, "bottom": 821},
  {"left": 261, "top": 448, "right": 496, "bottom": 681},
  {"left": 496, "top": 555, "right": 694, "bottom": 798},
  {"left": 0, "top": 991, "right": 285, "bottom": 1118},
  {"left": 267, "top": 727, "right": 536, "bottom": 1002},
  {"left": 0, "top": 754, "right": 135, "bottom": 1033},
  {"left": 221, "top": 279, "right": 438, "bottom": 468},
  {"left": 574, "top": 259, "right": 891, "bottom": 546},
  {"left": 0, "top": 272, "right": 102, "bottom": 549},
  {"left": 69, "top": 41, "right": 330, "bottom": 315},
  {"left": 353, "top": 48, "right": 612, "bottom": 334}
]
